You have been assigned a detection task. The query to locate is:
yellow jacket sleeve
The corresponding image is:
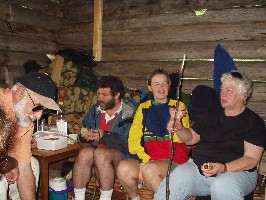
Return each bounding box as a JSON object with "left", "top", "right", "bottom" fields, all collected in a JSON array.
[{"left": 128, "top": 102, "right": 151, "bottom": 163}]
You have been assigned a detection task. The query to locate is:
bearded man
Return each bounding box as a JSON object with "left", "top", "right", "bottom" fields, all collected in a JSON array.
[
  {"left": 0, "top": 72, "right": 60, "bottom": 200},
  {"left": 73, "top": 75, "right": 137, "bottom": 200}
]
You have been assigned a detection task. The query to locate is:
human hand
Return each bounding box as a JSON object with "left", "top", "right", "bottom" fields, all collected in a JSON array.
[
  {"left": 169, "top": 107, "right": 187, "bottom": 120},
  {"left": 201, "top": 162, "right": 226, "bottom": 177},
  {"left": 81, "top": 129, "right": 103, "bottom": 141},
  {"left": 167, "top": 117, "right": 184, "bottom": 133},
  {"left": 5, "top": 166, "right": 19, "bottom": 184}
]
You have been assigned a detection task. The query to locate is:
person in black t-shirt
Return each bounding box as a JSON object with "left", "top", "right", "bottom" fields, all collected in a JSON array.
[{"left": 154, "top": 71, "right": 266, "bottom": 200}]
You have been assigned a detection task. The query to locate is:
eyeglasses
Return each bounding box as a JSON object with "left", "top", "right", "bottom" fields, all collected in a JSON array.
[
  {"left": 230, "top": 71, "right": 243, "bottom": 79},
  {"left": 0, "top": 155, "right": 18, "bottom": 174},
  {"left": 25, "top": 89, "right": 47, "bottom": 113}
]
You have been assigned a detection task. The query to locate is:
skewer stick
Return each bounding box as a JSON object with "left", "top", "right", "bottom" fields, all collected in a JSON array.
[
  {"left": 175, "top": 54, "right": 186, "bottom": 107},
  {"left": 166, "top": 54, "right": 186, "bottom": 200}
]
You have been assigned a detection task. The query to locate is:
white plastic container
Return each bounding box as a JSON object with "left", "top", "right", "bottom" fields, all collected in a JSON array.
[
  {"left": 49, "top": 177, "right": 67, "bottom": 191},
  {"left": 36, "top": 135, "right": 67, "bottom": 151}
]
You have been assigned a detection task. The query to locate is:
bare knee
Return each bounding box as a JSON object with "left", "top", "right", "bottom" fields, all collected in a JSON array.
[
  {"left": 142, "top": 162, "right": 167, "bottom": 182},
  {"left": 116, "top": 160, "right": 132, "bottom": 179},
  {"left": 142, "top": 163, "right": 155, "bottom": 181},
  {"left": 94, "top": 147, "right": 109, "bottom": 164},
  {"left": 76, "top": 146, "right": 95, "bottom": 165}
]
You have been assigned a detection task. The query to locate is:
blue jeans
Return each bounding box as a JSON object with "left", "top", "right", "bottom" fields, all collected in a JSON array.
[{"left": 154, "top": 159, "right": 258, "bottom": 200}]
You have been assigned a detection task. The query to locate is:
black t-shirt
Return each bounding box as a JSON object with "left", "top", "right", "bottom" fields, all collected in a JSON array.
[{"left": 192, "top": 107, "right": 266, "bottom": 174}]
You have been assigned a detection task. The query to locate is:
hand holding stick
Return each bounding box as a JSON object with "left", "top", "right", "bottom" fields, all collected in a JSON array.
[{"left": 166, "top": 54, "right": 186, "bottom": 200}]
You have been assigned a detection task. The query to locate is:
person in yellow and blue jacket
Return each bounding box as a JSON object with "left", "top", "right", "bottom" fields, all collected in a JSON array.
[{"left": 116, "top": 68, "right": 190, "bottom": 200}]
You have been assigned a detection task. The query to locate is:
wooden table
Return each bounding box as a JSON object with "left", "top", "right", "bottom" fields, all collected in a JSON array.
[{"left": 32, "top": 143, "right": 85, "bottom": 200}]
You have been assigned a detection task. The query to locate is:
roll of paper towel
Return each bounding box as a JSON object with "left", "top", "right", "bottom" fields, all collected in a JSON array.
[{"left": 49, "top": 177, "right": 67, "bottom": 191}]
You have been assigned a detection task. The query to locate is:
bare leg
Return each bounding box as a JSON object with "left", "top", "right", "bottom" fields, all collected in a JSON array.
[
  {"left": 116, "top": 158, "right": 140, "bottom": 199},
  {"left": 142, "top": 160, "right": 169, "bottom": 193},
  {"left": 73, "top": 145, "right": 95, "bottom": 188},
  {"left": 9, "top": 157, "right": 39, "bottom": 199},
  {"left": 17, "top": 162, "right": 36, "bottom": 200},
  {"left": 94, "top": 147, "right": 122, "bottom": 191}
]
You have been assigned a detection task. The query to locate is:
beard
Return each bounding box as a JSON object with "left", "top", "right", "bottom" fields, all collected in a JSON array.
[
  {"left": 99, "top": 98, "right": 116, "bottom": 111},
  {"left": 14, "top": 95, "right": 36, "bottom": 128}
]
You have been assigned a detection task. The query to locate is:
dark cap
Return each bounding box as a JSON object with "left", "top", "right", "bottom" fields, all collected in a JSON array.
[
  {"left": 17, "top": 72, "right": 60, "bottom": 111},
  {"left": 23, "top": 60, "right": 45, "bottom": 74}
]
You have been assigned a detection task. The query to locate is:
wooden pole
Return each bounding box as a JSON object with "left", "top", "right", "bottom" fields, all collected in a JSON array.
[
  {"left": 49, "top": 55, "right": 64, "bottom": 124},
  {"left": 51, "top": 55, "right": 64, "bottom": 85},
  {"left": 93, "top": 0, "right": 103, "bottom": 61}
]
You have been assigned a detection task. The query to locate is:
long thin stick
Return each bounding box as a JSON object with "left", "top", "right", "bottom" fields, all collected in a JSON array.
[
  {"left": 166, "top": 54, "right": 186, "bottom": 200},
  {"left": 175, "top": 55, "right": 186, "bottom": 107}
]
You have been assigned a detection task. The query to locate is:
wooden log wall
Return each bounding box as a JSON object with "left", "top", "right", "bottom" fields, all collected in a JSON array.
[
  {"left": 58, "top": 0, "right": 266, "bottom": 122},
  {"left": 0, "top": 0, "right": 265, "bottom": 124},
  {"left": 0, "top": 0, "right": 62, "bottom": 86}
]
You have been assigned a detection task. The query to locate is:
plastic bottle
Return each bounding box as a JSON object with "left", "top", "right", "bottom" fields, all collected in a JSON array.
[
  {"left": 38, "top": 118, "right": 49, "bottom": 131},
  {"left": 56, "top": 101, "right": 68, "bottom": 135}
]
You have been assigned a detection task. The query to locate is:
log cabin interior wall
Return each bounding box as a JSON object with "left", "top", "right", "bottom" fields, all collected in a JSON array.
[{"left": 0, "top": 0, "right": 265, "bottom": 125}]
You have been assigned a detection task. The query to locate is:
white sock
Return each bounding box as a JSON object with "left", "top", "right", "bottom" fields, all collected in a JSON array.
[
  {"left": 99, "top": 189, "right": 113, "bottom": 200},
  {"left": 74, "top": 188, "right": 86, "bottom": 200},
  {"left": 132, "top": 195, "right": 141, "bottom": 200}
]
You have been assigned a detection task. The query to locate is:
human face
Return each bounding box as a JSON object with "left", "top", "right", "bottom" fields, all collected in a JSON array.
[
  {"left": 148, "top": 74, "right": 169, "bottom": 103},
  {"left": 97, "top": 88, "right": 116, "bottom": 111},
  {"left": 14, "top": 89, "right": 44, "bottom": 128},
  {"left": 220, "top": 82, "right": 244, "bottom": 110}
]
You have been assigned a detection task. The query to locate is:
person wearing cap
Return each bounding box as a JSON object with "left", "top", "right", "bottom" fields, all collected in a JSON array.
[
  {"left": 154, "top": 71, "right": 266, "bottom": 200},
  {"left": 73, "top": 75, "right": 138, "bottom": 200},
  {"left": 0, "top": 72, "right": 60, "bottom": 200}
]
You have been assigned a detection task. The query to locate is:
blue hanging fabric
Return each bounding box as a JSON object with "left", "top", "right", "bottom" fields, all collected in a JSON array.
[{"left": 213, "top": 44, "right": 237, "bottom": 94}]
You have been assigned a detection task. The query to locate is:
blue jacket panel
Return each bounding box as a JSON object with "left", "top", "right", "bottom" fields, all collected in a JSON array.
[{"left": 82, "top": 97, "right": 137, "bottom": 153}]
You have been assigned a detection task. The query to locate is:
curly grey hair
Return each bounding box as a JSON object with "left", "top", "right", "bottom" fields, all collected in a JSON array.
[{"left": 221, "top": 70, "right": 253, "bottom": 104}]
